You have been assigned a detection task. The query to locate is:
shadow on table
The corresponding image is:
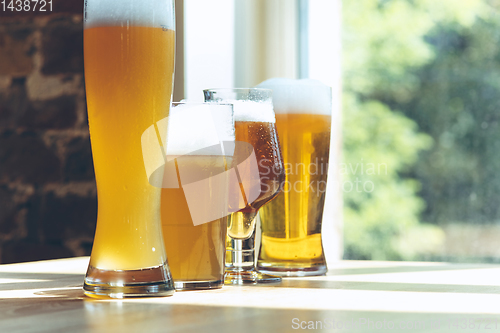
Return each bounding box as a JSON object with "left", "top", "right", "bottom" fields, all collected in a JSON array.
[
  {"left": 251, "top": 263, "right": 500, "bottom": 294},
  {"left": 274, "top": 279, "right": 500, "bottom": 294},
  {"left": 0, "top": 271, "right": 84, "bottom": 291},
  {"left": 254, "top": 263, "right": 500, "bottom": 294}
]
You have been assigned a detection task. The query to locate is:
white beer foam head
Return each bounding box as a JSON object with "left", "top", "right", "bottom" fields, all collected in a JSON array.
[
  {"left": 233, "top": 101, "right": 276, "bottom": 123},
  {"left": 165, "top": 103, "right": 235, "bottom": 157},
  {"left": 256, "top": 78, "right": 332, "bottom": 115},
  {"left": 84, "top": 0, "right": 175, "bottom": 29}
]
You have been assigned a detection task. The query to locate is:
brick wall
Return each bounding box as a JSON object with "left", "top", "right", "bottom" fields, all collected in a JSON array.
[{"left": 0, "top": 1, "right": 96, "bottom": 263}]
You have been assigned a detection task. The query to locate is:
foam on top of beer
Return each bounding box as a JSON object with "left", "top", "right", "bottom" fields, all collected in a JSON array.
[
  {"left": 84, "top": 0, "right": 175, "bottom": 29},
  {"left": 165, "top": 103, "right": 235, "bottom": 157},
  {"left": 256, "top": 78, "right": 332, "bottom": 115},
  {"left": 232, "top": 101, "right": 276, "bottom": 123}
]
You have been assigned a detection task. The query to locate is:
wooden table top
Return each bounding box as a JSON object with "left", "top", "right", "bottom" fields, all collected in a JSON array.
[{"left": 0, "top": 257, "right": 500, "bottom": 332}]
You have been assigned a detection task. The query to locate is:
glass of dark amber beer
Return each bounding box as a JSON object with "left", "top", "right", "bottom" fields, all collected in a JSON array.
[
  {"left": 256, "top": 79, "right": 332, "bottom": 276},
  {"left": 204, "top": 88, "right": 285, "bottom": 284},
  {"left": 83, "top": 0, "right": 176, "bottom": 298}
]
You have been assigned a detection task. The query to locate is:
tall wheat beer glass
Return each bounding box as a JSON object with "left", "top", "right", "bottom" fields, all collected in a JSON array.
[
  {"left": 83, "top": 0, "right": 176, "bottom": 297},
  {"left": 256, "top": 79, "right": 332, "bottom": 276}
]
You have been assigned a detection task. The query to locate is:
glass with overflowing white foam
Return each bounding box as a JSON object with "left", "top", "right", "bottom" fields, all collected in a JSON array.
[
  {"left": 256, "top": 79, "right": 332, "bottom": 276},
  {"left": 160, "top": 102, "right": 235, "bottom": 290},
  {"left": 83, "top": 0, "right": 176, "bottom": 297},
  {"left": 204, "top": 88, "right": 285, "bottom": 284}
]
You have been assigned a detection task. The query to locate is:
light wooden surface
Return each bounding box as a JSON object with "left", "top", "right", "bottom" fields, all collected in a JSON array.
[{"left": 1, "top": 257, "right": 500, "bottom": 332}]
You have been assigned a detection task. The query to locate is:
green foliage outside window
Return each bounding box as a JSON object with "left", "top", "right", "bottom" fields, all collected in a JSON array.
[{"left": 343, "top": 0, "right": 498, "bottom": 261}]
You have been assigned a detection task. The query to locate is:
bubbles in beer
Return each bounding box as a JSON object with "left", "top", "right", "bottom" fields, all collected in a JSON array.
[
  {"left": 84, "top": 0, "right": 175, "bottom": 29},
  {"left": 256, "top": 78, "right": 332, "bottom": 116}
]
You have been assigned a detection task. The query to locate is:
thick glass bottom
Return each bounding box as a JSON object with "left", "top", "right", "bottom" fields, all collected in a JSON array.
[
  {"left": 224, "top": 267, "right": 281, "bottom": 285},
  {"left": 174, "top": 279, "right": 223, "bottom": 291},
  {"left": 84, "top": 263, "right": 175, "bottom": 298},
  {"left": 256, "top": 262, "right": 327, "bottom": 277}
]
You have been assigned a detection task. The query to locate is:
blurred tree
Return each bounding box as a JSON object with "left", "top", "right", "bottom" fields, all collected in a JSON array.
[
  {"left": 342, "top": 0, "right": 491, "bottom": 260},
  {"left": 382, "top": 4, "right": 500, "bottom": 228}
]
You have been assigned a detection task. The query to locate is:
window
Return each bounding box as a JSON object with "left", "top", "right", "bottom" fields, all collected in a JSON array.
[{"left": 342, "top": 0, "right": 500, "bottom": 263}]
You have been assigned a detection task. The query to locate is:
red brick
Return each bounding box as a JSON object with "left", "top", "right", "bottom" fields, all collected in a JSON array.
[
  {"left": 0, "top": 131, "right": 61, "bottom": 184},
  {"left": 0, "top": 185, "right": 21, "bottom": 235},
  {"left": 63, "top": 135, "right": 95, "bottom": 181},
  {"left": 0, "top": 21, "right": 35, "bottom": 76},
  {"left": 20, "top": 95, "right": 78, "bottom": 129},
  {"left": 1, "top": 241, "right": 73, "bottom": 264},
  {"left": 0, "top": 77, "right": 79, "bottom": 130},
  {"left": 38, "top": 192, "right": 97, "bottom": 242},
  {"left": 0, "top": 77, "right": 29, "bottom": 129},
  {"left": 41, "top": 17, "right": 83, "bottom": 75}
]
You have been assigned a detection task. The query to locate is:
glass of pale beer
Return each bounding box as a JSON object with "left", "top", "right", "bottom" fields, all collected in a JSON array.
[
  {"left": 256, "top": 79, "right": 332, "bottom": 276},
  {"left": 83, "top": 0, "right": 176, "bottom": 297},
  {"left": 160, "top": 102, "right": 235, "bottom": 290},
  {"left": 204, "top": 88, "right": 285, "bottom": 284}
]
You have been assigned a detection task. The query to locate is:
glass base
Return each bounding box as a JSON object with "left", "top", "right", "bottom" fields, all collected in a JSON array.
[
  {"left": 256, "top": 263, "right": 327, "bottom": 277},
  {"left": 174, "top": 280, "right": 223, "bottom": 291},
  {"left": 224, "top": 267, "right": 281, "bottom": 285},
  {"left": 84, "top": 264, "right": 175, "bottom": 298}
]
